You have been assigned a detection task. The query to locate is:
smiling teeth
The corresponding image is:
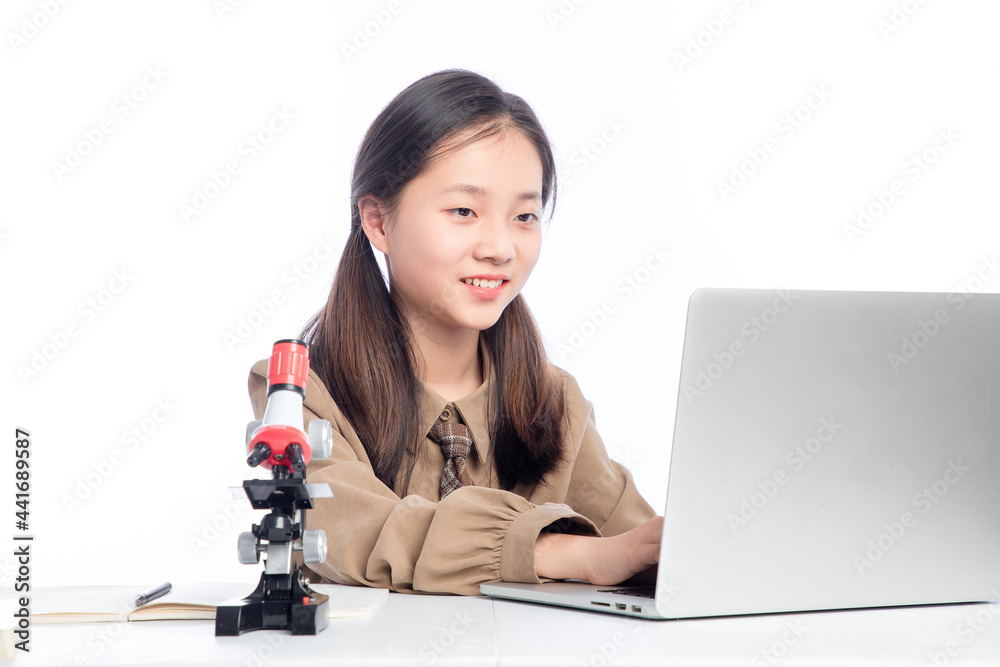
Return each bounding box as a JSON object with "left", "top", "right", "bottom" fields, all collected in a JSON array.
[{"left": 463, "top": 278, "right": 502, "bottom": 289}]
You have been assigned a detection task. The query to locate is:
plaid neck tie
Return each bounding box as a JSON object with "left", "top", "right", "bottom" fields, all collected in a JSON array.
[{"left": 429, "top": 421, "right": 474, "bottom": 499}]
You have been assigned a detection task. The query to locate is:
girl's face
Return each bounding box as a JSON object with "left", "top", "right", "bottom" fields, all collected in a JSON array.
[{"left": 368, "top": 128, "right": 544, "bottom": 339}]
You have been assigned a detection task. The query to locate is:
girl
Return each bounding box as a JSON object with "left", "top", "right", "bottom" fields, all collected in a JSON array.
[{"left": 249, "top": 69, "right": 662, "bottom": 596}]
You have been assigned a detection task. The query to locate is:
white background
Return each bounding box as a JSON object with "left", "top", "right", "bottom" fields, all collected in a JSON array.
[{"left": 1, "top": 0, "right": 998, "bottom": 589}]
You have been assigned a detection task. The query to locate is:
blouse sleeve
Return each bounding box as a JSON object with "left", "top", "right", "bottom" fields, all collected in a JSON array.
[{"left": 247, "top": 361, "right": 600, "bottom": 596}]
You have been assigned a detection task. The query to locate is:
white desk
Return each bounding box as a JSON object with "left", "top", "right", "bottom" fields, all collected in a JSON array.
[
  {"left": 492, "top": 597, "right": 1000, "bottom": 666},
  {"left": 11, "top": 589, "right": 1000, "bottom": 666}
]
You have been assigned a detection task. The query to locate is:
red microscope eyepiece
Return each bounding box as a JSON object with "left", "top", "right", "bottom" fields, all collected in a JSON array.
[{"left": 266, "top": 339, "right": 310, "bottom": 397}]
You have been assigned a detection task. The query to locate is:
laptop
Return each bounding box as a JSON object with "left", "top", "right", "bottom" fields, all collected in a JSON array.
[{"left": 481, "top": 288, "right": 1000, "bottom": 619}]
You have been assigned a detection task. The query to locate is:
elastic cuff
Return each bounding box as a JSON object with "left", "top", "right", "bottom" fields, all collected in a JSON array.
[{"left": 499, "top": 503, "right": 598, "bottom": 584}]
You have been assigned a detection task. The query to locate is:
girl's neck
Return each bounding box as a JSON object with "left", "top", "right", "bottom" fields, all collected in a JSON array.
[{"left": 413, "top": 328, "right": 484, "bottom": 402}]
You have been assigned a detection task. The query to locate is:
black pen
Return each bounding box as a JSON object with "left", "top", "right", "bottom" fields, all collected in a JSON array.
[{"left": 134, "top": 582, "right": 172, "bottom": 607}]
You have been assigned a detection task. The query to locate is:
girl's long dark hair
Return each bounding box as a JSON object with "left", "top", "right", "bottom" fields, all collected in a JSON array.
[{"left": 301, "top": 69, "right": 565, "bottom": 494}]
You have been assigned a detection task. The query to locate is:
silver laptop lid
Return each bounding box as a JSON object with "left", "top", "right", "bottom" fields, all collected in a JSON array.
[{"left": 657, "top": 288, "right": 1000, "bottom": 619}]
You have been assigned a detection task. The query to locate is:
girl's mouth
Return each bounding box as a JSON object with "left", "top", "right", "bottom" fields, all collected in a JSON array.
[{"left": 460, "top": 277, "right": 508, "bottom": 299}]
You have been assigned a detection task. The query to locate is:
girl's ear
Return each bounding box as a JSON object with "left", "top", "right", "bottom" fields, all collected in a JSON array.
[{"left": 358, "top": 195, "right": 390, "bottom": 255}]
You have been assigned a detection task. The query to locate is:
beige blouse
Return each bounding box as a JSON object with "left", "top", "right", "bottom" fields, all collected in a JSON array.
[{"left": 248, "top": 350, "right": 656, "bottom": 596}]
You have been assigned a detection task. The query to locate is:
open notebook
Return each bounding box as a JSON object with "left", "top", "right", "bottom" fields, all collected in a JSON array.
[{"left": 24, "top": 583, "right": 388, "bottom": 624}]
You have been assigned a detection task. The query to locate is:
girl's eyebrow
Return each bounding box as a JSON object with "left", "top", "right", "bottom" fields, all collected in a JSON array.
[{"left": 439, "top": 182, "right": 541, "bottom": 202}]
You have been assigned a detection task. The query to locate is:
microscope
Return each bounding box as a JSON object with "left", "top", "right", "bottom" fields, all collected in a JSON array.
[{"left": 215, "top": 339, "right": 334, "bottom": 636}]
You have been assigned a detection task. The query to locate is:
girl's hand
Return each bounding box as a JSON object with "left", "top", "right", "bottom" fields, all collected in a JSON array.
[{"left": 534, "top": 516, "right": 663, "bottom": 586}]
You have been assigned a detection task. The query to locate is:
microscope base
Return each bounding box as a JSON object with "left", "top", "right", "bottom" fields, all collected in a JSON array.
[{"left": 215, "top": 569, "right": 329, "bottom": 636}]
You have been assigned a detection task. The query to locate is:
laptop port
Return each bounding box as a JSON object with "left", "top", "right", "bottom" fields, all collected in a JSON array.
[
  {"left": 615, "top": 603, "right": 627, "bottom": 610},
  {"left": 591, "top": 601, "right": 611, "bottom": 607},
  {"left": 631, "top": 605, "right": 642, "bottom": 613}
]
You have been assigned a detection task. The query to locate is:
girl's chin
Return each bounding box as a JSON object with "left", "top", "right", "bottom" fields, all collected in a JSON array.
[
  {"left": 441, "top": 311, "right": 507, "bottom": 336},
  {"left": 396, "top": 291, "right": 515, "bottom": 334},
  {"left": 460, "top": 312, "right": 505, "bottom": 333}
]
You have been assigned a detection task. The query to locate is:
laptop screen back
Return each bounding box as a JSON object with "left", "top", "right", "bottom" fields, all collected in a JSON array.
[{"left": 658, "top": 288, "right": 1000, "bottom": 618}]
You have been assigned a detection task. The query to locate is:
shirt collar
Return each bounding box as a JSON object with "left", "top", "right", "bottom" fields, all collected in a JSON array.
[{"left": 418, "top": 334, "right": 493, "bottom": 461}]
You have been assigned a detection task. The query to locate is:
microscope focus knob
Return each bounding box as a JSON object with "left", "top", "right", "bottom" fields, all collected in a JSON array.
[
  {"left": 237, "top": 532, "right": 260, "bottom": 564},
  {"left": 308, "top": 420, "right": 333, "bottom": 460},
  {"left": 301, "top": 529, "right": 327, "bottom": 565}
]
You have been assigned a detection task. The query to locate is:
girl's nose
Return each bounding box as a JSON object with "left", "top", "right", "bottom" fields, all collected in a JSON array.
[{"left": 474, "top": 217, "right": 515, "bottom": 263}]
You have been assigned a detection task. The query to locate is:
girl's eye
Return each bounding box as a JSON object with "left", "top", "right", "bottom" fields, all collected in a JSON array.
[
  {"left": 452, "top": 208, "right": 474, "bottom": 218},
  {"left": 516, "top": 213, "right": 538, "bottom": 224}
]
